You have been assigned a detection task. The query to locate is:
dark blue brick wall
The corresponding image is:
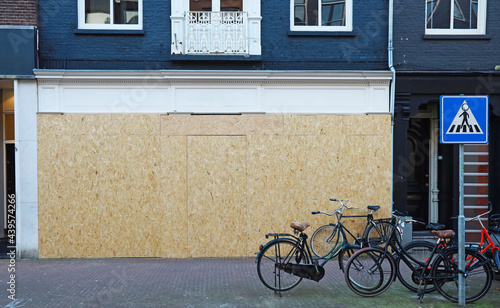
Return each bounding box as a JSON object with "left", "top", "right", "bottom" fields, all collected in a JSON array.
[
  {"left": 38, "top": 0, "right": 389, "bottom": 70},
  {"left": 394, "top": 0, "right": 500, "bottom": 72}
]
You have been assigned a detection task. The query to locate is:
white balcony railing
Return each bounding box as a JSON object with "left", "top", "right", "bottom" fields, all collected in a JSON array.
[{"left": 184, "top": 11, "right": 248, "bottom": 55}]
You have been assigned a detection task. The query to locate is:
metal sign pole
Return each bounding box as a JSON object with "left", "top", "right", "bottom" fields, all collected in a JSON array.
[
  {"left": 458, "top": 143, "right": 465, "bottom": 306},
  {"left": 440, "top": 95, "right": 488, "bottom": 306}
]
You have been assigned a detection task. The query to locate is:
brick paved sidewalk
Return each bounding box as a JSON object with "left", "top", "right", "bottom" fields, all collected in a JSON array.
[{"left": 0, "top": 258, "right": 498, "bottom": 308}]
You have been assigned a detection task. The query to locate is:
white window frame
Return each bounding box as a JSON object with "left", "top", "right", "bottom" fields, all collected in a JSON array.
[
  {"left": 425, "top": 0, "right": 487, "bottom": 35},
  {"left": 290, "top": 0, "right": 352, "bottom": 32},
  {"left": 78, "top": 0, "right": 143, "bottom": 30}
]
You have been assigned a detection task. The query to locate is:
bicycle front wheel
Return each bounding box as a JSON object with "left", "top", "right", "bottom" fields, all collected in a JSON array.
[
  {"left": 256, "top": 239, "right": 310, "bottom": 292},
  {"left": 338, "top": 245, "right": 360, "bottom": 272},
  {"left": 396, "top": 241, "right": 437, "bottom": 293},
  {"left": 310, "top": 224, "right": 343, "bottom": 258},
  {"left": 345, "top": 247, "right": 396, "bottom": 297},
  {"left": 431, "top": 247, "right": 493, "bottom": 303}
]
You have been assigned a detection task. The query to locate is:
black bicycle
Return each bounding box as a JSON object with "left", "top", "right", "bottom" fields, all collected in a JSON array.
[
  {"left": 344, "top": 214, "right": 494, "bottom": 303},
  {"left": 255, "top": 198, "right": 394, "bottom": 294},
  {"left": 309, "top": 198, "right": 397, "bottom": 270}
]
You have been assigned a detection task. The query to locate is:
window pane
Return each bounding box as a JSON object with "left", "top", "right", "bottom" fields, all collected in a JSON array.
[
  {"left": 190, "top": 0, "right": 211, "bottom": 11},
  {"left": 114, "top": 0, "right": 139, "bottom": 24},
  {"left": 322, "top": 1, "right": 345, "bottom": 26},
  {"left": 453, "top": 0, "right": 477, "bottom": 29},
  {"left": 426, "top": 0, "right": 451, "bottom": 29},
  {"left": 4, "top": 114, "right": 14, "bottom": 141},
  {"left": 294, "top": 7, "right": 306, "bottom": 25},
  {"left": 299, "top": 0, "right": 318, "bottom": 26},
  {"left": 85, "top": 0, "right": 110, "bottom": 24},
  {"left": 221, "top": 0, "right": 242, "bottom": 11}
]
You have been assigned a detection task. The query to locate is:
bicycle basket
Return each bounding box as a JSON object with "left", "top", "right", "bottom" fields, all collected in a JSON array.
[
  {"left": 490, "top": 214, "right": 500, "bottom": 234},
  {"left": 490, "top": 214, "right": 500, "bottom": 246}
]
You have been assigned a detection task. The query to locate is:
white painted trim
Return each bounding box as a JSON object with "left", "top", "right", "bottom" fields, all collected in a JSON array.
[
  {"left": 290, "top": 0, "right": 353, "bottom": 32},
  {"left": 35, "top": 70, "right": 392, "bottom": 114},
  {"left": 14, "top": 80, "right": 38, "bottom": 258}
]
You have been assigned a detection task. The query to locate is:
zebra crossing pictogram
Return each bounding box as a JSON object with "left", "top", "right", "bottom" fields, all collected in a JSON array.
[{"left": 446, "top": 101, "right": 483, "bottom": 134}]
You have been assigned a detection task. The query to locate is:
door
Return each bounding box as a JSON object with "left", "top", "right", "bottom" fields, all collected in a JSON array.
[{"left": 406, "top": 118, "right": 430, "bottom": 231}]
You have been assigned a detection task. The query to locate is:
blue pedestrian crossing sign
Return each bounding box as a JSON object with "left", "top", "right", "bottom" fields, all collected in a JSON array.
[{"left": 440, "top": 95, "right": 489, "bottom": 144}]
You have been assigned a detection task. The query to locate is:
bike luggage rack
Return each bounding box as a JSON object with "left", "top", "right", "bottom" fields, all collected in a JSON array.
[{"left": 266, "top": 233, "right": 293, "bottom": 239}]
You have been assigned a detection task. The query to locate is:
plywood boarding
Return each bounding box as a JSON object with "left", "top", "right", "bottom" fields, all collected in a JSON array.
[
  {"left": 187, "top": 136, "right": 247, "bottom": 257},
  {"left": 161, "top": 114, "right": 284, "bottom": 136},
  {"left": 38, "top": 114, "right": 391, "bottom": 258}
]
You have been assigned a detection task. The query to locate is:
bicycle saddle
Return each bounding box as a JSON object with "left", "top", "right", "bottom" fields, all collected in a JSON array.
[
  {"left": 431, "top": 229, "right": 455, "bottom": 239},
  {"left": 367, "top": 205, "right": 380, "bottom": 211},
  {"left": 290, "top": 222, "right": 311, "bottom": 232}
]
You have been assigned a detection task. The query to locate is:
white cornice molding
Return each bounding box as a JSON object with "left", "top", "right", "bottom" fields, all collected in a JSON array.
[
  {"left": 34, "top": 70, "right": 392, "bottom": 84},
  {"left": 36, "top": 70, "right": 392, "bottom": 114}
]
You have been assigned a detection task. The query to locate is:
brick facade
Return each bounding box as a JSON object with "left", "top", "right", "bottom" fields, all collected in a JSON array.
[
  {"left": 0, "top": 0, "right": 38, "bottom": 26},
  {"left": 38, "top": 0, "right": 389, "bottom": 71}
]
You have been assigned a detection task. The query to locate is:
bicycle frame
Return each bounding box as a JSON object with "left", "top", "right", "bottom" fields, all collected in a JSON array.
[
  {"left": 465, "top": 211, "right": 500, "bottom": 269},
  {"left": 312, "top": 198, "right": 386, "bottom": 250}
]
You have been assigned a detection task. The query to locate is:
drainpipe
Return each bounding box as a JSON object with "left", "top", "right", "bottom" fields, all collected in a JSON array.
[{"left": 388, "top": 0, "right": 396, "bottom": 212}]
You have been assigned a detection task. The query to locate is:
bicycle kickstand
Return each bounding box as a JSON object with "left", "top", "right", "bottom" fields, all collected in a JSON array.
[{"left": 417, "top": 281, "right": 428, "bottom": 303}]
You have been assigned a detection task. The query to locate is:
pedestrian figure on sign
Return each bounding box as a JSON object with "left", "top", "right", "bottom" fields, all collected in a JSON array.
[{"left": 459, "top": 102, "right": 472, "bottom": 132}]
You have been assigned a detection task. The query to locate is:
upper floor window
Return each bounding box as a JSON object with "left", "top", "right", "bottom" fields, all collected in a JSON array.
[
  {"left": 291, "top": 0, "right": 352, "bottom": 32},
  {"left": 426, "top": 0, "right": 486, "bottom": 35},
  {"left": 189, "top": 0, "right": 243, "bottom": 11},
  {"left": 78, "top": 0, "right": 143, "bottom": 30}
]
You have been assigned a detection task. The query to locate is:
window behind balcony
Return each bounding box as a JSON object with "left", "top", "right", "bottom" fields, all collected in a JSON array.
[
  {"left": 78, "top": 0, "right": 143, "bottom": 30},
  {"left": 425, "top": 0, "right": 486, "bottom": 35},
  {"left": 291, "top": 0, "right": 352, "bottom": 32},
  {"left": 190, "top": 0, "right": 243, "bottom": 11}
]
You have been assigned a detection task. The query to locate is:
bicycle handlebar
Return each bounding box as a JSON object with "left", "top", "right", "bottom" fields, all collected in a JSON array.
[
  {"left": 451, "top": 210, "right": 491, "bottom": 222},
  {"left": 312, "top": 197, "right": 357, "bottom": 216},
  {"left": 391, "top": 211, "right": 426, "bottom": 225}
]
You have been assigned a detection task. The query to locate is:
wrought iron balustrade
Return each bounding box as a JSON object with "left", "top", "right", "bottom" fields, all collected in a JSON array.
[{"left": 185, "top": 11, "right": 248, "bottom": 55}]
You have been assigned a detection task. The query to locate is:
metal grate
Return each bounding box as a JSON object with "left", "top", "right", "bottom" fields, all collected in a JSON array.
[{"left": 463, "top": 144, "right": 488, "bottom": 243}]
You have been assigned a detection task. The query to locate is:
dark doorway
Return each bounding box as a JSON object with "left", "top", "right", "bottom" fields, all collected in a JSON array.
[{"left": 406, "top": 118, "right": 430, "bottom": 231}]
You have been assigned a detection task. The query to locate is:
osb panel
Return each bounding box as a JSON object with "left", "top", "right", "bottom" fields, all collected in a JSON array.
[
  {"left": 245, "top": 132, "right": 391, "bottom": 252},
  {"left": 159, "top": 136, "right": 188, "bottom": 258},
  {"left": 342, "top": 114, "right": 391, "bottom": 136},
  {"left": 38, "top": 113, "right": 392, "bottom": 258},
  {"left": 37, "top": 114, "right": 160, "bottom": 136},
  {"left": 161, "top": 114, "right": 284, "bottom": 136},
  {"left": 38, "top": 134, "right": 100, "bottom": 258},
  {"left": 284, "top": 115, "right": 344, "bottom": 135},
  {"left": 187, "top": 136, "right": 247, "bottom": 257}
]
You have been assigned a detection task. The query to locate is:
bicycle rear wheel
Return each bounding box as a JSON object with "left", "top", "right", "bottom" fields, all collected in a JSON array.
[
  {"left": 431, "top": 247, "right": 493, "bottom": 303},
  {"left": 345, "top": 247, "right": 396, "bottom": 297},
  {"left": 366, "top": 221, "right": 399, "bottom": 248},
  {"left": 310, "top": 224, "right": 343, "bottom": 258},
  {"left": 396, "top": 241, "right": 437, "bottom": 293},
  {"left": 256, "top": 239, "right": 309, "bottom": 292}
]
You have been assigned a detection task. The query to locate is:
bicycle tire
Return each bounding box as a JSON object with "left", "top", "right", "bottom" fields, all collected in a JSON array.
[
  {"left": 310, "top": 224, "right": 343, "bottom": 258},
  {"left": 256, "top": 238, "right": 310, "bottom": 292},
  {"left": 338, "top": 245, "right": 360, "bottom": 272},
  {"left": 365, "top": 221, "right": 399, "bottom": 248},
  {"left": 345, "top": 247, "right": 396, "bottom": 297},
  {"left": 396, "top": 241, "right": 437, "bottom": 293},
  {"left": 431, "top": 247, "right": 493, "bottom": 303}
]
